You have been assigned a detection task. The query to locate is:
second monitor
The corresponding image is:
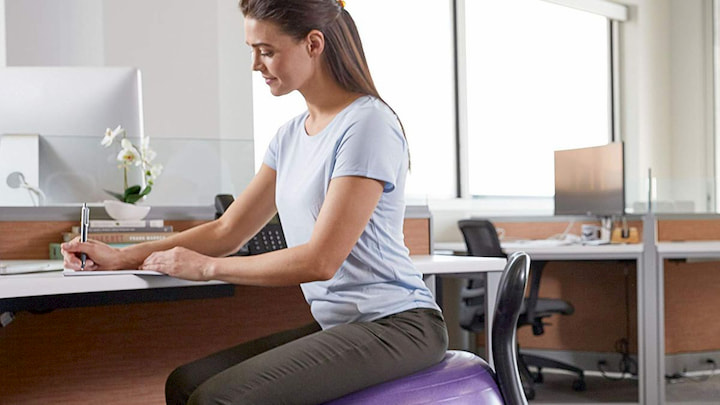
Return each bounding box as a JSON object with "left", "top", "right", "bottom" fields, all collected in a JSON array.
[{"left": 554, "top": 142, "right": 625, "bottom": 217}]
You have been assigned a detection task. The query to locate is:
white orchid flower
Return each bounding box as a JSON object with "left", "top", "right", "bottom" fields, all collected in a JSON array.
[
  {"left": 120, "top": 138, "right": 134, "bottom": 150},
  {"left": 150, "top": 163, "right": 164, "bottom": 179},
  {"left": 141, "top": 140, "right": 157, "bottom": 162},
  {"left": 101, "top": 125, "right": 125, "bottom": 147},
  {"left": 117, "top": 146, "right": 140, "bottom": 167},
  {"left": 104, "top": 124, "right": 162, "bottom": 203}
]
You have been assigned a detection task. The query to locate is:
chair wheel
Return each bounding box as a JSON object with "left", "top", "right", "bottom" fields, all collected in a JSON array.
[{"left": 572, "top": 379, "right": 586, "bottom": 391}]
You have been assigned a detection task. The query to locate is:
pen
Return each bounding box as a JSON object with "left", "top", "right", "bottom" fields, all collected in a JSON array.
[{"left": 80, "top": 203, "right": 89, "bottom": 270}]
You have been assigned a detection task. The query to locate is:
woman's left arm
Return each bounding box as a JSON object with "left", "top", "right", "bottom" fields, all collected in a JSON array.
[{"left": 140, "top": 175, "right": 384, "bottom": 285}]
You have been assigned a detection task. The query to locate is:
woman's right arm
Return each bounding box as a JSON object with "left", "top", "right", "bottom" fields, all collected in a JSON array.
[{"left": 62, "top": 164, "right": 278, "bottom": 271}]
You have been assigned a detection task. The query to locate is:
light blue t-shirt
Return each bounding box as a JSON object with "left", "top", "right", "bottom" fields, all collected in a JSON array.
[{"left": 263, "top": 95, "right": 440, "bottom": 330}]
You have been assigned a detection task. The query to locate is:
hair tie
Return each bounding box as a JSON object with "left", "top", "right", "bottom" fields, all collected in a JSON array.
[{"left": 337, "top": 0, "right": 346, "bottom": 8}]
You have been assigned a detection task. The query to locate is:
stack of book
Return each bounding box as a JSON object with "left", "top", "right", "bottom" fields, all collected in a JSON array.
[{"left": 50, "top": 219, "right": 177, "bottom": 259}]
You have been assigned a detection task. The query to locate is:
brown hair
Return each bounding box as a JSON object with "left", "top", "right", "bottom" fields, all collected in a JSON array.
[{"left": 240, "top": 0, "right": 409, "bottom": 150}]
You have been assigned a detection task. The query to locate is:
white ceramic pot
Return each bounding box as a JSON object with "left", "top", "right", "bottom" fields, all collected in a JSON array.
[{"left": 103, "top": 200, "right": 151, "bottom": 221}]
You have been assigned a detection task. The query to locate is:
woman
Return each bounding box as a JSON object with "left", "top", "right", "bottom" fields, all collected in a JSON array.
[{"left": 62, "top": 0, "right": 448, "bottom": 403}]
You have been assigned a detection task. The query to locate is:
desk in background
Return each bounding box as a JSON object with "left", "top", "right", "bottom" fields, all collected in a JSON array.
[
  {"left": 656, "top": 241, "right": 720, "bottom": 405},
  {"left": 435, "top": 241, "right": 651, "bottom": 404}
]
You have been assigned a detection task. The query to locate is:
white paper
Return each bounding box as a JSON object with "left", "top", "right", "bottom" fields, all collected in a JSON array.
[{"left": 63, "top": 269, "right": 165, "bottom": 276}]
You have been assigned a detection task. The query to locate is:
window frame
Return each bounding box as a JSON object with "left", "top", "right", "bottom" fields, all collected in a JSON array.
[{"left": 454, "top": 0, "right": 625, "bottom": 200}]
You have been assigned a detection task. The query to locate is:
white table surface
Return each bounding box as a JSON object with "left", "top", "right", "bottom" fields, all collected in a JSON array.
[
  {"left": 435, "top": 241, "right": 644, "bottom": 260},
  {"left": 412, "top": 254, "right": 506, "bottom": 275},
  {"left": 656, "top": 240, "right": 720, "bottom": 258},
  {"left": 1, "top": 256, "right": 506, "bottom": 300},
  {"left": 0, "top": 255, "right": 507, "bottom": 368}
]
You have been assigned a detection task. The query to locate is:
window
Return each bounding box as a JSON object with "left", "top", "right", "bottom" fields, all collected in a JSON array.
[
  {"left": 251, "top": 1, "right": 456, "bottom": 199},
  {"left": 463, "top": 0, "right": 611, "bottom": 197},
  {"left": 250, "top": 0, "right": 615, "bottom": 202}
]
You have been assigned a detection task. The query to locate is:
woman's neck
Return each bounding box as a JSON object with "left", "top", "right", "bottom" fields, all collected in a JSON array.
[
  {"left": 301, "top": 77, "right": 363, "bottom": 135},
  {"left": 305, "top": 85, "right": 360, "bottom": 115}
]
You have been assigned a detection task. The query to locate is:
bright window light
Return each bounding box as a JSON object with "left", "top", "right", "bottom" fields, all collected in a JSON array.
[
  {"left": 465, "top": 0, "right": 611, "bottom": 197},
  {"left": 251, "top": 1, "right": 456, "bottom": 200}
]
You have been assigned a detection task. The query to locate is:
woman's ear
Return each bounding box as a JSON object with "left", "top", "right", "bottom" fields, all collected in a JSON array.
[{"left": 306, "top": 30, "right": 325, "bottom": 57}]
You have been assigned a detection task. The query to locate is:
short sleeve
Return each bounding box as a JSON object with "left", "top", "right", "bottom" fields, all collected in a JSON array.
[
  {"left": 331, "top": 109, "right": 406, "bottom": 192},
  {"left": 262, "top": 130, "right": 280, "bottom": 170}
]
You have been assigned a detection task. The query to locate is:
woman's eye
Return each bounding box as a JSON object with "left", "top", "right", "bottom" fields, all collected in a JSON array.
[{"left": 254, "top": 48, "right": 273, "bottom": 57}]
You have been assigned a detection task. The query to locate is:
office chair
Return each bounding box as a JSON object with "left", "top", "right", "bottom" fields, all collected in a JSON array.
[
  {"left": 458, "top": 219, "right": 585, "bottom": 400},
  {"left": 492, "top": 251, "right": 532, "bottom": 405},
  {"left": 326, "top": 252, "right": 531, "bottom": 405}
]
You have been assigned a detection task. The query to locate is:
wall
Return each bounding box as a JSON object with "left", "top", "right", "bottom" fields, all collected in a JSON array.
[
  {"left": 1, "top": 0, "right": 256, "bottom": 205},
  {"left": 0, "top": 0, "right": 5, "bottom": 66},
  {"left": 5, "top": 0, "right": 104, "bottom": 66},
  {"left": 3, "top": 0, "right": 253, "bottom": 142},
  {"left": 668, "top": 0, "right": 714, "bottom": 209},
  {"left": 618, "top": 0, "right": 715, "bottom": 212}
]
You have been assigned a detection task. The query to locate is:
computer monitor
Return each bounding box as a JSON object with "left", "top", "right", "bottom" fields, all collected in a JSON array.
[
  {"left": 0, "top": 67, "right": 144, "bottom": 205},
  {"left": 554, "top": 142, "right": 625, "bottom": 217},
  {"left": 0, "top": 67, "right": 143, "bottom": 137}
]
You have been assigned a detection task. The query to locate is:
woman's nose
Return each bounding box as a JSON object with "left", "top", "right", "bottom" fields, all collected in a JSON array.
[{"left": 251, "top": 52, "right": 262, "bottom": 71}]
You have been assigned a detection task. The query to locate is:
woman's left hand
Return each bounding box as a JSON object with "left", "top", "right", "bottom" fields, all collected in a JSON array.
[{"left": 140, "top": 246, "right": 216, "bottom": 281}]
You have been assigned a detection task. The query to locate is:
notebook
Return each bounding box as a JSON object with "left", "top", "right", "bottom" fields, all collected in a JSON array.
[
  {"left": 0, "top": 260, "right": 64, "bottom": 275},
  {"left": 63, "top": 269, "right": 165, "bottom": 276}
]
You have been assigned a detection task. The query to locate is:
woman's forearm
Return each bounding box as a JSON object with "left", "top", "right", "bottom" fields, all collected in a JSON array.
[
  {"left": 120, "top": 219, "right": 244, "bottom": 269},
  {"left": 205, "top": 243, "right": 336, "bottom": 287}
]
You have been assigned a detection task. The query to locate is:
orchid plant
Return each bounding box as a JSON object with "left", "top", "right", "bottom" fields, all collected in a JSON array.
[{"left": 101, "top": 125, "right": 163, "bottom": 204}]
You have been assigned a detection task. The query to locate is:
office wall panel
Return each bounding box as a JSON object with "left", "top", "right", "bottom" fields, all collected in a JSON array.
[
  {"left": 658, "top": 218, "right": 720, "bottom": 354},
  {"left": 664, "top": 261, "right": 720, "bottom": 354},
  {"left": 0, "top": 285, "right": 314, "bottom": 404}
]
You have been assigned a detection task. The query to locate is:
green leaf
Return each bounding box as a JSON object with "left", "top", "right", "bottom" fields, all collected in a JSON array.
[
  {"left": 124, "top": 185, "right": 142, "bottom": 198},
  {"left": 139, "top": 186, "right": 152, "bottom": 197},
  {"left": 103, "top": 189, "right": 125, "bottom": 201},
  {"left": 125, "top": 193, "right": 143, "bottom": 204}
]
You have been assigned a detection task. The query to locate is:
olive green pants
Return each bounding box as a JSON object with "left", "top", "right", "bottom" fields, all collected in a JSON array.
[{"left": 165, "top": 308, "right": 448, "bottom": 405}]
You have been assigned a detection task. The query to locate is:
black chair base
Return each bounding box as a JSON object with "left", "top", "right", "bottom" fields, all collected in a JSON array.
[{"left": 520, "top": 352, "right": 586, "bottom": 399}]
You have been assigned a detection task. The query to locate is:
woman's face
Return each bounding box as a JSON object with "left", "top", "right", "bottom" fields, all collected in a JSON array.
[{"left": 245, "top": 18, "right": 315, "bottom": 96}]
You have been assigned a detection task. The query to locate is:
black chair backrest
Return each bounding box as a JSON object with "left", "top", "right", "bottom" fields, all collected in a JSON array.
[
  {"left": 458, "top": 219, "right": 506, "bottom": 258},
  {"left": 491, "top": 251, "right": 530, "bottom": 405},
  {"left": 457, "top": 219, "right": 506, "bottom": 331}
]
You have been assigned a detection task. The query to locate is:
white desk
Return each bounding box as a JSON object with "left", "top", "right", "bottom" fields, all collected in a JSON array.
[
  {"left": 435, "top": 241, "right": 650, "bottom": 404},
  {"left": 0, "top": 255, "right": 507, "bottom": 365},
  {"left": 414, "top": 254, "right": 507, "bottom": 367},
  {"left": 1, "top": 255, "right": 505, "bottom": 299},
  {"left": 436, "top": 241, "right": 643, "bottom": 260},
  {"left": 1, "top": 265, "right": 229, "bottom": 300},
  {"left": 0, "top": 260, "right": 235, "bottom": 313},
  {"left": 656, "top": 241, "right": 720, "bottom": 404}
]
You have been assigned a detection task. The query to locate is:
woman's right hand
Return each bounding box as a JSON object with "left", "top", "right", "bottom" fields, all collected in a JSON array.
[{"left": 61, "top": 237, "right": 124, "bottom": 271}]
